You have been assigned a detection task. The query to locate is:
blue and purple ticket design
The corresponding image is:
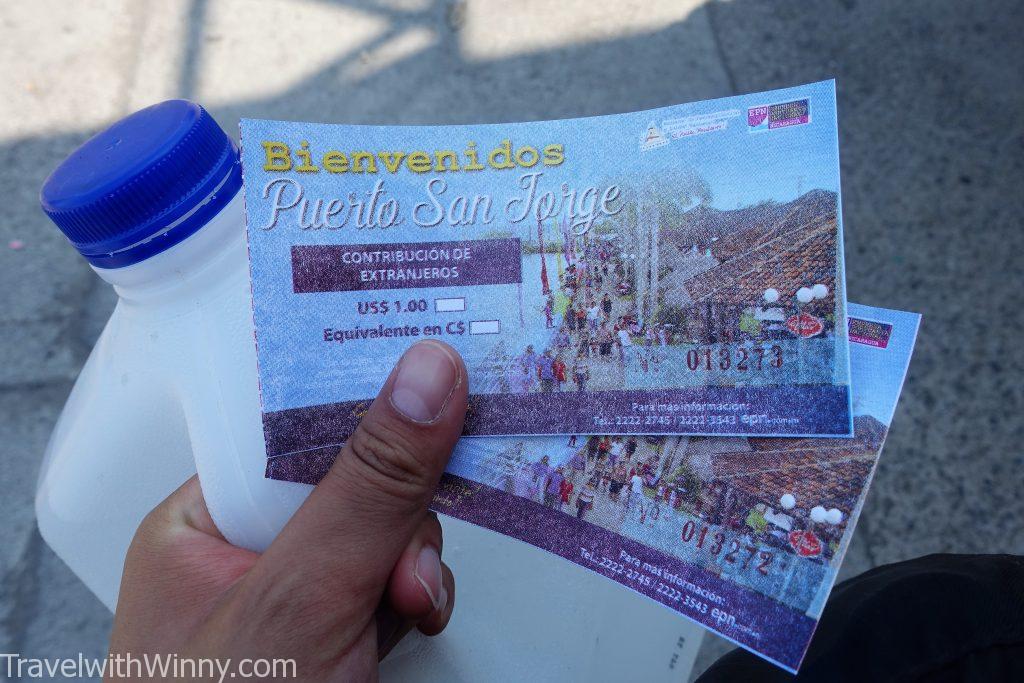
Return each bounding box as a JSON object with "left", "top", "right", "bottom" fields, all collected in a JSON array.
[
  {"left": 241, "top": 80, "right": 853, "bottom": 468},
  {"left": 270, "top": 303, "right": 918, "bottom": 673}
]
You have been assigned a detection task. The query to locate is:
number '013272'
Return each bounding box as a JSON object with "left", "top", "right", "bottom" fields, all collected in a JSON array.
[{"left": 680, "top": 521, "right": 774, "bottom": 575}]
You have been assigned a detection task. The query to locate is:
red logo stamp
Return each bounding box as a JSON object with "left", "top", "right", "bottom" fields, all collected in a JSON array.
[
  {"left": 789, "top": 530, "right": 822, "bottom": 557},
  {"left": 786, "top": 313, "right": 824, "bottom": 338}
]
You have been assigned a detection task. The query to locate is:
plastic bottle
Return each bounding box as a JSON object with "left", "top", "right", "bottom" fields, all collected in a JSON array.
[{"left": 36, "top": 101, "right": 701, "bottom": 680}]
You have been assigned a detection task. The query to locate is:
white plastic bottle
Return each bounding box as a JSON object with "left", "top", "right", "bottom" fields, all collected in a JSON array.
[{"left": 36, "top": 101, "right": 701, "bottom": 681}]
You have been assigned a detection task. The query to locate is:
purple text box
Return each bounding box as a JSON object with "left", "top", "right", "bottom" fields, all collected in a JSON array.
[{"left": 291, "top": 238, "right": 522, "bottom": 293}]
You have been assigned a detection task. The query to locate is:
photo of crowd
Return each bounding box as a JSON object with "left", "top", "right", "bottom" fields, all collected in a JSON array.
[
  {"left": 476, "top": 415, "right": 888, "bottom": 613},
  {"left": 501, "top": 241, "right": 676, "bottom": 395}
]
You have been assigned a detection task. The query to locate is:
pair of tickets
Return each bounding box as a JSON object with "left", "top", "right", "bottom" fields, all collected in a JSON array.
[{"left": 241, "top": 80, "right": 919, "bottom": 673}]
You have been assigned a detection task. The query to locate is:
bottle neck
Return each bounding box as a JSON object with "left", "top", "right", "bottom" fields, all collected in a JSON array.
[{"left": 93, "top": 191, "right": 247, "bottom": 301}]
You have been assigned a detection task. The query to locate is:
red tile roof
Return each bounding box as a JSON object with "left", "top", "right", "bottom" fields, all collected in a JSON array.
[
  {"left": 703, "top": 415, "right": 886, "bottom": 519},
  {"left": 724, "top": 455, "right": 874, "bottom": 514},
  {"left": 683, "top": 217, "right": 838, "bottom": 308}
]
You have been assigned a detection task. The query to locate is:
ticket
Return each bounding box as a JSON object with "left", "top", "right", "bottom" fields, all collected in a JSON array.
[
  {"left": 268, "top": 303, "right": 917, "bottom": 672},
  {"left": 241, "top": 80, "right": 853, "bottom": 467}
]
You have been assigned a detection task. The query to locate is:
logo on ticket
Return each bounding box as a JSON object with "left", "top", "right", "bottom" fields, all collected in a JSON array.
[
  {"left": 748, "top": 97, "right": 811, "bottom": 132},
  {"left": 848, "top": 317, "right": 893, "bottom": 348}
]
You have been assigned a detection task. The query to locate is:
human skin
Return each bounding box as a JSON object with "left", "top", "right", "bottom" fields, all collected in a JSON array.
[{"left": 106, "top": 340, "right": 467, "bottom": 681}]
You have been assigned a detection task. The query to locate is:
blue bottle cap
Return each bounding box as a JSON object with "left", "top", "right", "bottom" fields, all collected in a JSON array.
[{"left": 40, "top": 100, "right": 241, "bottom": 268}]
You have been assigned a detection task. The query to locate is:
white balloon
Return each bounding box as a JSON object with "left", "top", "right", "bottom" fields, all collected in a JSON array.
[
  {"left": 812, "top": 283, "right": 829, "bottom": 300},
  {"left": 826, "top": 508, "right": 843, "bottom": 525},
  {"left": 810, "top": 506, "right": 827, "bottom": 523},
  {"left": 763, "top": 288, "right": 780, "bottom": 304},
  {"left": 779, "top": 493, "right": 796, "bottom": 510},
  {"left": 796, "top": 287, "right": 814, "bottom": 304}
]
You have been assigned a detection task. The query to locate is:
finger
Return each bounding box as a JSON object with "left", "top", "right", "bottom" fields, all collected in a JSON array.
[
  {"left": 417, "top": 563, "right": 455, "bottom": 637},
  {"left": 378, "top": 622, "right": 414, "bottom": 662},
  {"left": 386, "top": 513, "right": 445, "bottom": 622},
  {"left": 250, "top": 340, "right": 467, "bottom": 630},
  {"left": 379, "top": 561, "right": 456, "bottom": 659},
  {"left": 127, "top": 476, "right": 257, "bottom": 584},
  {"left": 112, "top": 477, "right": 259, "bottom": 653},
  {"left": 136, "top": 475, "right": 221, "bottom": 541},
  {"left": 375, "top": 603, "right": 410, "bottom": 661}
]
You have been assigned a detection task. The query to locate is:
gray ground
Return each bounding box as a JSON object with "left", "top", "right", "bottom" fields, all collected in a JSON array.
[{"left": 1, "top": 1, "right": 1021, "bottom": 680}]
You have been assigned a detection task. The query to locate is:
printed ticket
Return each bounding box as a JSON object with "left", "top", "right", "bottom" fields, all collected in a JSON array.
[
  {"left": 271, "top": 303, "right": 918, "bottom": 673},
  {"left": 241, "top": 80, "right": 853, "bottom": 469}
]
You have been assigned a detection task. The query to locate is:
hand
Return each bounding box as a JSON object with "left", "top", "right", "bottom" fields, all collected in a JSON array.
[{"left": 108, "top": 340, "right": 467, "bottom": 681}]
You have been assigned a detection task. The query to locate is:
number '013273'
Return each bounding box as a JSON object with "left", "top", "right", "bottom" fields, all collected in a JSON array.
[{"left": 684, "top": 346, "right": 783, "bottom": 372}]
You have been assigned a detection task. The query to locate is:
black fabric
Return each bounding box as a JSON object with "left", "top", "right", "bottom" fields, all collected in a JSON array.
[{"left": 697, "top": 554, "right": 1024, "bottom": 683}]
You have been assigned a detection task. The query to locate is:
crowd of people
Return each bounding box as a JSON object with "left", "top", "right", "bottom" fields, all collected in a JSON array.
[
  {"left": 503, "top": 244, "right": 677, "bottom": 393},
  {"left": 513, "top": 436, "right": 668, "bottom": 523}
]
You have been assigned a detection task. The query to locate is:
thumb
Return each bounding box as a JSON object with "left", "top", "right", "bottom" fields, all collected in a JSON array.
[{"left": 248, "top": 339, "right": 466, "bottom": 632}]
